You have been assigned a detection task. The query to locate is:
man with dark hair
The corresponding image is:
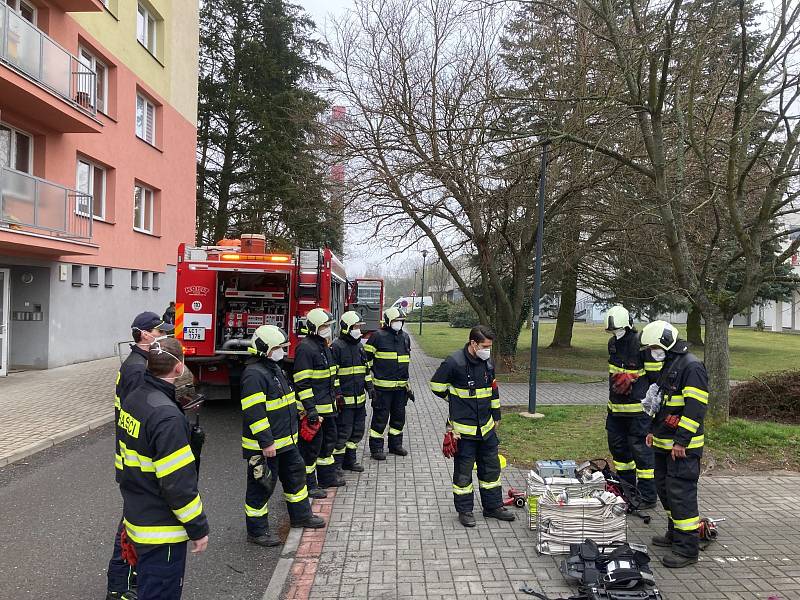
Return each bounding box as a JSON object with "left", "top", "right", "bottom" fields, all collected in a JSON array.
[
  {"left": 117, "top": 337, "right": 209, "bottom": 600},
  {"left": 162, "top": 302, "right": 177, "bottom": 325},
  {"left": 107, "top": 311, "right": 174, "bottom": 600},
  {"left": 430, "top": 325, "right": 515, "bottom": 527}
]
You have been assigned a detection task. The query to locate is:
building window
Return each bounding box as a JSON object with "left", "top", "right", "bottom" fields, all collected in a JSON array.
[
  {"left": 0, "top": 123, "right": 32, "bottom": 174},
  {"left": 5, "top": 0, "right": 36, "bottom": 24},
  {"left": 131, "top": 270, "right": 139, "bottom": 290},
  {"left": 152, "top": 272, "right": 160, "bottom": 290},
  {"left": 78, "top": 47, "right": 108, "bottom": 114},
  {"left": 104, "top": 267, "right": 113, "bottom": 288},
  {"left": 71, "top": 265, "right": 83, "bottom": 287},
  {"left": 136, "top": 4, "right": 157, "bottom": 55},
  {"left": 136, "top": 94, "right": 156, "bottom": 145},
  {"left": 76, "top": 158, "right": 106, "bottom": 219},
  {"left": 89, "top": 266, "right": 99, "bottom": 287},
  {"left": 142, "top": 271, "right": 151, "bottom": 290},
  {"left": 133, "top": 184, "right": 154, "bottom": 233}
]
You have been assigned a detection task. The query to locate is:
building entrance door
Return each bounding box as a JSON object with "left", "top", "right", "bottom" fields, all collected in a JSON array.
[{"left": 0, "top": 268, "right": 9, "bottom": 376}]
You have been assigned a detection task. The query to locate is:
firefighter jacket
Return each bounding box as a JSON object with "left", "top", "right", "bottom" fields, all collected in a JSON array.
[
  {"left": 240, "top": 358, "right": 300, "bottom": 458},
  {"left": 429, "top": 345, "right": 501, "bottom": 440},
  {"left": 117, "top": 373, "right": 209, "bottom": 545},
  {"left": 364, "top": 327, "right": 411, "bottom": 390},
  {"left": 607, "top": 330, "right": 657, "bottom": 416},
  {"left": 114, "top": 345, "right": 149, "bottom": 480},
  {"left": 293, "top": 334, "right": 338, "bottom": 416},
  {"left": 649, "top": 341, "right": 709, "bottom": 454},
  {"left": 331, "top": 334, "right": 373, "bottom": 407}
]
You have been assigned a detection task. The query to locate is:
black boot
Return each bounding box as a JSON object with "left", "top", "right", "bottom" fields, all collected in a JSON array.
[
  {"left": 290, "top": 514, "right": 326, "bottom": 529},
  {"left": 651, "top": 534, "right": 673, "bottom": 547},
  {"left": 308, "top": 486, "right": 328, "bottom": 499},
  {"left": 638, "top": 500, "right": 658, "bottom": 510},
  {"left": 662, "top": 552, "right": 698, "bottom": 568},
  {"left": 106, "top": 592, "right": 137, "bottom": 600},
  {"left": 324, "top": 476, "right": 346, "bottom": 488},
  {"left": 388, "top": 447, "right": 408, "bottom": 457},
  {"left": 248, "top": 531, "right": 281, "bottom": 547},
  {"left": 371, "top": 451, "right": 386, "bottom": 461},
  {"left": 343, "top": 462, "right": 364, "bottom": 472},
  {"left": 483, "top": 506, "right": 516, "bottom": 522},
  {"left": 458, "top": 512, "right": 476, "bottom": 527}
]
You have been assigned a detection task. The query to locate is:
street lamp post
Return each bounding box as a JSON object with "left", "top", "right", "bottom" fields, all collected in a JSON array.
[
  {"left": 524, "top": 140, "right": 550, "bottom": 419},
  {"left": 419, "top": 249, "right": 428, "bottom": 335}
]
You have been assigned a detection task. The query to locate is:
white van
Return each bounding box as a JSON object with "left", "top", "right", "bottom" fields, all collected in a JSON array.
[{"left": 390, "top": 296, "right": 434, "bottom": 312}]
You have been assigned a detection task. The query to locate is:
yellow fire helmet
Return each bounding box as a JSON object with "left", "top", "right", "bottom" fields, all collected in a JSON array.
[
  {"left": 383, "top": 306, "right": 407, "bottom": 327},
  {"left": 640, "top": 320, "right": 679, "bottom": 351},
  {"left": 305, "top": 307, "right": 334, "bottom": 335},
  {"left": 340, "top": 310, "right": 366, "bottom": 334},
  {"left": 250, "top": 325, "right": 289, "bottom": 356},
  {"left": 604, "top": 305, "right": 633, "bottom": 331}
]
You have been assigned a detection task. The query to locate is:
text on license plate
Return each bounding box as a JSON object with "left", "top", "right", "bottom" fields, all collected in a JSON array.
[{"left": 184, "top": 327, "right": 205, "bottom": 341}]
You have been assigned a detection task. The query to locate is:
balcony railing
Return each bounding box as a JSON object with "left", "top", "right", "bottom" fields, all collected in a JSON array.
[
  {"left": 0, "top": 166, "right": 93, "bottom": 240},
  {"left": 0, "top": 3, "right": 97, "bottom": 116}
]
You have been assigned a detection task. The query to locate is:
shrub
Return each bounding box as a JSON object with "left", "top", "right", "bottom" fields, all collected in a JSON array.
[
  {"left": 448, "top": 302, "right": 480, "bottom": 328},
  {"left": 405, "top": 302, "right": 450, "bottom": 323},
  {"left": 729, "top": 370, "right": 800, "bottom": 424}
]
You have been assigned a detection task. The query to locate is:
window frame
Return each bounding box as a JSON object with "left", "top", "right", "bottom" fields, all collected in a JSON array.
[
  {"left": 0, "top": 122, "right": 33, "bottom": 175},
  {"left": 75, "top": 157, "right": 106, "bottom": 220},
  {"left": 136, "top": 3, "right": 157, "bottom": 56},
  {"left": 133, "top": 183, "right": 154, "bottom": 234},
  {"left": 77, "top": 46, "right": 108, "bottom": 115},
  {"left": 135, "top": 93, "right": 156, "bottom": 146},
  {"left": 6, "top": 0, "right": 37, "bottom": 25}
]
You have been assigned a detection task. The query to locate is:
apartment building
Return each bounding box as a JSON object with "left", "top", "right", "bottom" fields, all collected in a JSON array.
[{"left": 0, "top": 0, "right": 199, "bottom": 374}]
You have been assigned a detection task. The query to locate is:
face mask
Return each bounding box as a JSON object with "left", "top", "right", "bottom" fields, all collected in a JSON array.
[
  {"left": 318, "top": 326, "right": 332, "bottom": 339},
  {"left": 391, "top": 321, "right": 403, "bottom": 332},
  {"left": 270, "top": 347, "right": 285, "bottom": 362},
  {"left": 650, "top": 348, "right": 666, "bottom": 362},
  {"left": 349, "top": 328, "right": 362, "bottom": 340},
  {"left": 476, "top": 347, "right": 491, "bottom": 361},
  {"left": 614, "top": 329, "right": 626, "bottom": 340}
]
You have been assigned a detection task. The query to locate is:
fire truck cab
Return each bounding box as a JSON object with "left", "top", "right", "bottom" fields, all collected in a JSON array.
[{"left": 175, "top": 235, "right": 384, "bottom": 400}]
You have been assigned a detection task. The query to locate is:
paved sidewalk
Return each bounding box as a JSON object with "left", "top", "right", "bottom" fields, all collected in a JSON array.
[
  {"left": 285, "top": 337, "right": 800, "bottom": 600},
  {"left": 0, "top": 357, "right": 118, "bottom": 466}
]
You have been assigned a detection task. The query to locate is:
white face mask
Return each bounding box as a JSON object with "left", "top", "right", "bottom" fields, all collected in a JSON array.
[
  {"left": 349, "top": 328, "right": 362, "bottom": 340},
  {"left": 650, "top": 348, "right": 666, "bottom": 362},
  {"left": 476, "top": 348, "right": 491, "bottom": 361},
  {"left": 391, "top": 321, "right": 403, "bottom": 332},
  {"left": 270, "top": 347, "right": 285, "bottom": 362},
  {"left": 318, "top": 326, "right": 332, "bottom": 339},
  {"left": 614, "top": 329, "right": 626, "bottom": 340}
]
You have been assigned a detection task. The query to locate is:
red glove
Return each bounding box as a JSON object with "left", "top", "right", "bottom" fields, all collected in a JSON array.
[
  {"left": 442, "top": 431, "right": 458, "bottom": 458},
  {"left": 336, "top": 394, "right": 345, "bottom": 412},
  {"left": 299, "top": 414, "right": 322, "bottom": 442},
  {"left": 611, "top": 372, "right": 638, "bottom": 395},
  {"left": 664, "top": 414, "right": 680, "bottom": 430},
  {"left": 120, "top": 528, "right": 138, "bottom": 567}
]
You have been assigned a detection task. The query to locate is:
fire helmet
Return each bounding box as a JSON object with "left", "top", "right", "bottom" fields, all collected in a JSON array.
[
  {"left": 340, "top": 310, "right": 365, "bottom": 334},
  {"left": 640, "top": 320, "right": 679, "bottom": 351},
  {"left": 383, "top": 306, "right": 406, "bottom": 327},
  {"left": 305, "top": 308, "right": 334, "bottom": 335},
  {"left": 250, "top": 325, "right": 289, "bottom": 356},
  {"left": 604, "top": 305, "right": 633, "bottom": 331}
]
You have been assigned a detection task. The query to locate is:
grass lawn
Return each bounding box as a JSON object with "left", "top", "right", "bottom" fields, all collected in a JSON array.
[
  {"left": 413, "top": 322, "right": 800, "bottom": 380},
  {"left": 497, "top": 405, "right": 800, "bottom": 473}
]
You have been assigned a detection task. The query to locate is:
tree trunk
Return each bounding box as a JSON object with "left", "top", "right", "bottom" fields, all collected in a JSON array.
[
  {"left": 492, "top": 312, "right": 523, "bottom": 372},
  {"left": 703, "top": 314, "right": 730, "bottom": 424},
  {"left": 686, "top": 305, "right": 704, "bottom": 347},
  {"left": 550, "top": 265, "right": 578, "bottom": 348}
]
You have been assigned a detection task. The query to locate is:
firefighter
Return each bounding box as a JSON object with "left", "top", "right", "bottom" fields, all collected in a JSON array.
[
  {"left": 331, "top": 311, "right": 373, "bottom": 473},
  {"left": 604, "top": 305, "right": 657, "bottom": 509},
  {"left": 295, "top": 307, "right": 344, "bottom": 491},
  {"left": 429, "top": 325, "right": 515, "bottom": 527},
  {"left": 240, "top": 325, "right": 326, "bottom": 546},
  {"left": 107, "top": 311, "right": 174, "bottom": 600},
  {"left": 642, "top": 320, "right": 708, "bottom": 568},
  {"left": 117, "top": 337, "right": 209, "bottom": 600},
  {"left": 364, "top": 307, "right": 412, "bottom": 460}
]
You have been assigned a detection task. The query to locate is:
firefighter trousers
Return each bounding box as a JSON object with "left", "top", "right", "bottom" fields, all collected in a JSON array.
[
  {"left": 606, "top": 413, "right": 657, "bottom": 503},
  {"left": 654, "top": 449, "right": 701, "bottom": 558},
  {"left": 302, "top": 415, "right": 339, "bottom": 487},
  {"left": 134, "top": 541, "right": 187, "bottom": 600},
  {"left": 298, "top": 420, "right": 324, "bottom": 489},
  {"left": 452, "top": 430, "right": 503, "bottom": 514},
  {"left": 107, "top": 517, "right": 136, "bottom": 593},
  {"left": 334, "top": 405, "right": 366, "bottom": 468},
  {"left": 368, "top": 388, "right": 407, "bottom": 454}
]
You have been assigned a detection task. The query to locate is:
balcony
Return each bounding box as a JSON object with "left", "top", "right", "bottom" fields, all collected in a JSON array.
[
  {"left": 0, "top": 4, "right": 101, "bottom": 133},
  {"left": 49, "top": 0, "right": 106, "bottom": 12},
  {"left": 0, "top": 166, "right": 98, "bottom": 256}
]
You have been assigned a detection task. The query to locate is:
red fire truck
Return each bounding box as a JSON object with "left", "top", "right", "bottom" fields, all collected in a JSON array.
[{"left": 175, "top": 235, "right": 384, "bottom": 400}]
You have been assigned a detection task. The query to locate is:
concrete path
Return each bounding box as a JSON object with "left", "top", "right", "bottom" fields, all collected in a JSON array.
[{"left": 284, "top": 336, "right": 800, "bottom": 600}]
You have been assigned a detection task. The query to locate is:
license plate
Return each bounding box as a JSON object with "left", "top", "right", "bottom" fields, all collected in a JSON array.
[{"left": 184, "top": 327, "right": 205, "bottom": 341}]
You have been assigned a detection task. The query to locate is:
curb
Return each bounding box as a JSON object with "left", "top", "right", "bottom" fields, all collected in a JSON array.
[
  {"left": 262, "top": 524, "right": 303, "bottom": 600},
  {"left": 0, "top": 413, "right": 114, "bottom": 468}
]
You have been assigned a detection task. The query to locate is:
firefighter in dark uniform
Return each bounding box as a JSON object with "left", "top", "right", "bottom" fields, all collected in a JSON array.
[
  {"left": 240, "top": 325, "right": 325, "bottom": 547},
  {"left": 364, "top": 307, "right": 412, "bottom": 460},
  {"left": 117, "top": 337, "right": 209, "bottom": 600},
  {"left": 429, "top": 325, "right": 515, "bottom": 527},
  {"left": 604, "top": 305, "right": 657, "bottom": 508},
  {"left": 107, "top": 311, "right": 174, "bottom": 600},
  {"left": 642, "top": 320, "right": 708, "bottom": 568},
  {"left": 294, "top": 308, "right": 344, "bottom": 491},
  {"left": 331, "top": 311, "right": 373, "bottom": 473}
]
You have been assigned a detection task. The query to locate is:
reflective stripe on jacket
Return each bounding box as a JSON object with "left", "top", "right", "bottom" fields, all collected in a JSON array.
[
  {"left": 331, "top": 334, "right": 371, "bottom": 407},
  {"left": 293, "top": 335, "right": 338, "bottom": 415},
  {"left": 114, "top": 345, "right": 149, "bottom": 481},
  {"left": 364, "top": 327, "right": 411, "bottom": 388},
  {"left": 607, "top": 329, "right": 649, "bottom": 416}
]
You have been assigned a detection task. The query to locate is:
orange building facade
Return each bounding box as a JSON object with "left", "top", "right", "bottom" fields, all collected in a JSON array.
[{"left": 0, "top": 0, "right": 198, "bottom": 373}]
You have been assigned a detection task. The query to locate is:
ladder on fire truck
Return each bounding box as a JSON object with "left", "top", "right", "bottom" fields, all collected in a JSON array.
[{"left": 295, "top": 248, "right": 323, "bottom": 305}]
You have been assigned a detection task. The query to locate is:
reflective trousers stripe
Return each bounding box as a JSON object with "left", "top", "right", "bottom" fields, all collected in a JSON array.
[
  {"left": 346, "top": 441, "right": 359, "bottom": 450},
  {"left": 479, "top": 477, "right": 502, "bottom": 490},
  {"left": 636, "top": 468, "right": 655, "bottom": 479},
  {"left": 673, "top": 516, "right": 700, "bottom": 531},
  {"left": 614, "top": 460, "right": 636, "bottom": 471},
  {"left": 284, "top": 486, "right": 309, "bottom": 503},
  {"left": 369, "top": 429, "right": 383, "bottom": 438},
  {"left": 305, "top": 464, "right": 316, "bottom": 474},
  {"left": 388, "top": 427, "right": 403, "bottom": 436},
  {"left": 332, "top": 447, "right": 345, "bottom": 455},
  {"left": 245, "top": 501, "right": 269, "bottom": 518},
  {"left": 453, "top": 483, "right": 474, "bottom": 495},
  {"left": 316, "top": 456, "right": 335, "bottom": 466}
]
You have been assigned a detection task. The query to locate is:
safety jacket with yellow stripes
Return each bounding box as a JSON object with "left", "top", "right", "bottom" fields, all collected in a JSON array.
[
  {"left": 649, "top": 342, "right": 708, "bottom": 454},
  {"left": 293, "top": 334, "right": 339, "bottom": 417},
  {"left": 240, "top": 358, "right": 300, "bottom": 458},
  {"left": 117, "top": 373, "right": 209, "bottom": 546},
  {"left": 607, "top": 329, "right": 661, "bottom": 416},
  {"left": 429, "top": 345, "right": 501, "bottom": 440},
  {"left": 364, "top": 326, "right": 411, "bottom": 390},
  {"left": 331, "top": 334, "right": 373, "bottom": 407},
  {"left": 114, "top": 345, "right": 149, "bottom": 482}
]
